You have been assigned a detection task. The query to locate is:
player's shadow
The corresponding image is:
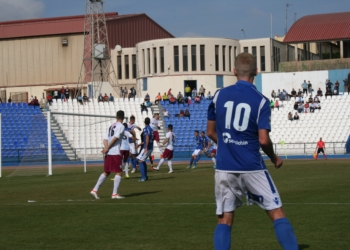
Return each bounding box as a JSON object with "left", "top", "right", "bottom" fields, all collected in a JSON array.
[
  {"left": 299, "top": 244, "right": 310, "bottom": 249},
  {"left": 124, "top": 191, "right": 161, "bottom": 197}
]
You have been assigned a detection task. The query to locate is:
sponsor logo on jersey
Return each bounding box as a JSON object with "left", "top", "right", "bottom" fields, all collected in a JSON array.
[{"left": 222, "top": 133, "right": 248, "bottom": 145}]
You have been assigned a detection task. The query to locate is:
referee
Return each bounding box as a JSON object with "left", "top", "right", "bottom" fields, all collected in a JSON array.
[{"left": 315, "top": 137, "right": 327, "bottom": 160}]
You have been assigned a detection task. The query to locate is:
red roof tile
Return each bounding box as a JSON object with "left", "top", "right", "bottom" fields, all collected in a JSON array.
[{"left": 284, "top": 12, "right": 350, "bottom": 43}]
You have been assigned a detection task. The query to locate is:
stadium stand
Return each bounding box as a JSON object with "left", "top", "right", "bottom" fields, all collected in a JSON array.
[
  {"left": 0, "top": 103, "right": 68, "bottom": 163},
  {"left": 48, "top": 98, "right": 162, "bottom": 159}
]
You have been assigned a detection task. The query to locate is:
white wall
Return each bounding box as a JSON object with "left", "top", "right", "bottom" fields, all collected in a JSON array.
[{"left": 261, "top": 70, "right": 328, "bottom": 98}]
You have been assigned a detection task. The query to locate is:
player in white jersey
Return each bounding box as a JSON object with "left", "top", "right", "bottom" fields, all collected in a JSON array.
[
  {"left": 207, "top": 139, "right": 217, "bottom": 168},
  {"left": 128, "top": 115, "right": 141, "bottom": 173},
  {"left": 154, "top": 124, "right": 175, "bottom": 173},
  {"left": 90, "top": 111, "right": 125, "bottom": 200},
  {"left": 120, "top": 123, "right": 134, "bottom": 179},
  {"left": 150, "top": 113, "right": 163, "bottom": 155}
]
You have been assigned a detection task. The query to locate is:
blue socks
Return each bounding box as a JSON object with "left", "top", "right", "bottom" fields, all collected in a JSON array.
[
  {"left": 214, "top": 224, "right": 231, "bottom": 250},
  {"left": 274, "top": 218, "right": 298, "bottom": 250},
  {"left": 131, "top": 158, "right": 136, "bottom": 169},
  {"left": 143, "top": 162, "right": 148, "bottom": 179},
  {"left": 194, "top": 155, "right": 201, "bottom": 166},
  {"left": 189, "top": 158, "right": 194, "bottom": 167}
]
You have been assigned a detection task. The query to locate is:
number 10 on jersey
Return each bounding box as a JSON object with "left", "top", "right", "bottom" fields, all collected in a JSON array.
[{"left": 224, "top": 101, "right": 251, "bottom": 131}]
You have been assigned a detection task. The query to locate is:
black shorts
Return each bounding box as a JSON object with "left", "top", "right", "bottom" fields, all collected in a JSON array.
[{"left": 317, "top": 148, "right": 324, "bottom": 154}]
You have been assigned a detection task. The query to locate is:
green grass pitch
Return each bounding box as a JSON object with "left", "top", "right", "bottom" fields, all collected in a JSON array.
[{"left": 0, "top": 159, "right": 349, "bottom": 249}]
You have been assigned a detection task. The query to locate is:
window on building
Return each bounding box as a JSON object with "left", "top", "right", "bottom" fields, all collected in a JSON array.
[
  {"left": 229, "top": 46, "right": 232, "bottom": 72},
  {"left": 174, "top": 46, "right": 179, "bottom": 72},
  {"left": 252, "top": 46, "right": 257, "bottom": 68},
  {"left": 191, "top": 45, "right": 197, "bottom": 71},
  {"left": 117, "top": 55, "right": 122, "bottom": 79},
  {"left": 153, "top": 47, "right": 157, "bottom": 74},
  {"left": 183, "top": 45, "right": 188, "bottom": 71},
  {"left": 200, "top": 45, "right": 205, "bottom": 71},
  {"left": 234, "top": 46, "right": 237, "bottom": 59},
  {"left": 125, "top": 55, "right": 129, "bottom": 79},
  {"left": 216, "top": 75, "right": 224, "bottom": 88},
  {"left": 260, "top": 46, "right": 265, "bottom": 71},
  {"left": 222, "top": 46, "right": 226, "bottom": 71},
  {"left": 142, "top": 78, "right": 147, "bottom": 91},
  {"left": 215, "top": 45, "right": 219, "bottom": 71},
  {"left": 147, "top": 48, "right": 150, "bottom": 74},
  {"left": 160, "top": 47, "right": 164, "bottom": 73},
  {"left": 244, "top": 47, "right": 248, "bottom": 53},
  {"left": 132, "top": 55, "right": 136, "bottom": 79},
  {"left": 142, "top": 49, "right": 145, "bottom": 75}
]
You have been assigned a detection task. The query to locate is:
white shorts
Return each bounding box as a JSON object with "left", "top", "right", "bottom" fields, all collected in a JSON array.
[
  {"left": 129, "top": 143, "right": 137, "bottom": 155},
  {"left": 192, "top": 149, "right": 201, "bottom": 156},
  {"left": 137, "top": 149, "right": 153, "bottom": 162},
  {"left": 215, "top": 170, "right": 282, "bottom": 215}
]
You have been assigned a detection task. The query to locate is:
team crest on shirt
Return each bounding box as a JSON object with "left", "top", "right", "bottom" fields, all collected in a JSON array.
[{"left": 273, "top": 197, "right": 279, "bottom": 205}]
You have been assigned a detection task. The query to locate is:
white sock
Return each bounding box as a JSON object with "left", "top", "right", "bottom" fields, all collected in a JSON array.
[
  {"left": 93, "top": 173, "right": 107, "bottom": 191},
  {"left": 168, "top": 160, "right": 173, "bottom": 171},
  {"left": 212, "top": 157, "right": 216, "bottom": 165},
  {"left": 157, "top": 158, "right": 165, "bottom": 169},
  {"left": 125, "top": 162, "right": 129, "bottom": 176},
  {"left": 157, "top": 142, "right": 163, "bottom": 153},
  {"left": 112, "top": 175, "right": 122, "bottom": 195}
]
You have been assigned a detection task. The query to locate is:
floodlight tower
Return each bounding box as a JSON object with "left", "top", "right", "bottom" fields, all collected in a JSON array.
[{"left": 76, "top": 0, "right": 119, "bottom": 98}]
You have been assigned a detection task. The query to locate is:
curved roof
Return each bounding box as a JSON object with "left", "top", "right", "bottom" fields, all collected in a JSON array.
[{"left": 284, "top": 12, "right": 350, "bottom": 43}]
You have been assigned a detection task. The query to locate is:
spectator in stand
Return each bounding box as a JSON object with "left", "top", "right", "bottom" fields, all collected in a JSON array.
[
  {"left": 103, "top": 93, "right": 109, "bottom": 102},
  {"left": 343, "top": 77, "right": 349, "bottom": 94},
  {"left": 288, "top": 112, "right": 293, "bottom": 121},
  {"left": 72, "top": 88, "right": 76, "bottom": 99},
  {"left": 309, "top": 102, "right": 315, "bottom": 113},
  {"left": 346, "top": 72, "right": 350, "bottom": 94},
  {"left": 325, "top": 88, "right": 332, "bottom": 99},
  {"left": 296, "top": 94, "right": 303, "bottom": 104},
  {"left": 270, "top": 99, "right": 274, "bottom": 110},
  {"left": 167, "top": 88, "right": 172, "bottom": 97},
  {"left": 177, "top": 92, "right": 184, "bottom": 103},
  {"left": 7, "top": 97, "right": 12, "bottom": 103},
  {"left": 325, "top": 79, "right": 333, "bottom": 92},
  {"left": 47, "top": 93, "right": 53, "bottom": 105},
  {"left": 275, "top": 100, "right": 280, "bottom": 110},
  {"left": 123, "top": 87, "right": 128, "bottom": 100},
  {"left": 145, "top": 100, "right": 152, "bottom": 107},
  {"left": 163, "top": 109, "right": 169, "bottom": 117},
  {"left": 29, "top": 95, "right": 34, "bottom": 102},
  {"left": 271, "top": 90, "right": 276, "bottom": 100},
  {"left": 294, "top": 112, "right": 299, "bottom": 120},
  {"left": 191, "top": 88, "right": 197, "bottom": 99},
  {"left": 140, "top": 102, "right": 148, "bottom": 115},
  {"left": 277, "top": 89, "right": 281, "bottom": 97},
  {"left": 78, "top": 95, "right": 83, "bottom": 104},
  {"left": 194, "top": 95, "right": 201, "bottom": 104},
  {"left": 98, "top": 93, "right": 104, "bottom": 102},
  {"left": 297, "top": 89, "right": 303, "bottom": 96},
  {"left": 185, "top": 84, "right": 191, "bottom": 97},
  {"left": 304, "top": 102, "right": 310, "bottom": 113},
  {"left": 54, "top": 89, "right": 59, "bottom": 101},
  {"left": 301, "top": 80, "right": 308, "bottom": 95},
  {"left": 175, "top": 109, "right": 185, "bottom": 118},
  {"left": 308, "top": 81, "right": 313, "bottom": 95},
  {"left": 65, "top": 87, "right": 70, "bottom": 100},
  {"left": 83, "top": 93, "right": 88, "bottom": 103},
  {"left": 293, "top": 102, "right": 298, "bottom": 111},
  {"left": 202, "top": 87, "right": 206, "bottom": 97},
  {"left": 334, "top": 81, "right": 339, "bottom": 95},
  {"left": 33, "top": 96, "right": 39, "bottom": 107},
  {"left": 184, "top": 109, "right": 190, "bottom": 119},
  {"left": 132, "top": 87, "right": 137, "bottom": 101},
  {"left": 317, "top": 88, "right": 323, "bottom": 97},
  {"left": 61, "top": 86, "right": 65, "bottom": 100},
  {"left": 291, "top": 88, "right": 297, "bottom": 98},
  {"left": 278, "top": 92, "right": 285, "bottom": 101},
  {"left": 199, "top": 85, "right": 205, "bottom": 97},
  {"left": 207, "top": 91, "right": 212, "bottom": 99},
  {"left": 297, "top": 103, "right": 304, "bottom": 113},
  {"left": 162, "top": 92, "right": 169, "bottom": 101},
  {"left": 314, "top": 96, "right": 320, "bottom": 103},
  {"left": 308, "top": 95, "right": 313, "bottom": 103},
  {"left": 109, "top": 93, "right": 114, "bottom": 102},
  {"left": 144, "top": 93, "right": 150, "bottom": 102},
  {"left": 315, "top": 102, "right": 321, "bottom": 110},
  {"left": 155, "top": 92, "right": 162, "bottom": 104},
  {"left": 119, "top": 87, "right": 123, "bottom": 97},
  {"left": 169, "top": 95, "right": 177, "bottom": 104}
]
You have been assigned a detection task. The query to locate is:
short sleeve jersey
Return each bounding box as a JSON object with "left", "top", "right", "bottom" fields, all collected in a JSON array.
[
  {"left": 317, "top": 141, "right": 325, "bottom": 148},
  {"left": 150, "top": 118, "right": 159, "bottom": 131},
  {"left": 165, "top": 132, "right": 175, "bottom": 151},
  {"left": 202, "top": 135, "right": 209, "bottom": 148},
  {"left": 104, "top": 122, "right": 125, "bottom": 156},
  {"left": 121, "top": 130, "right": 133, "bottom": 151},
  {"left": 142, "top": 125, "right": 154, "bottom": 150},
  {"left": 207, "top": 80, "right": 271, "bottom": 172},
  {"left": 195, "top": 135, "right": 204, "bottom": 150}
]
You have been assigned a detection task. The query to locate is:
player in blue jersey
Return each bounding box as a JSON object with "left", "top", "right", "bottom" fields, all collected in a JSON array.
[
  {"left": 137, "top": 117, "right": 154, "bottom": 181},
  {"left": 187, "top": 130, "right": 205, "bottom": 169},
  {"left": 207, "top": 53, "right": 298, "bottom": 250}
]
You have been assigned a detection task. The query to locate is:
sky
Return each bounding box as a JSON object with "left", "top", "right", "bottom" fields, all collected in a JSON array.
[{"left": 0, "top": 0, "right": 349, "bottom": 39}]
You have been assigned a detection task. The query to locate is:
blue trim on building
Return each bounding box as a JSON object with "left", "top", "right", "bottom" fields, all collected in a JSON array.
[
  {"left": 328, "top": 69, "right": 350, "bottom": 93},
  {"left": 255, "top": 74, "right": 262, "bottom": 93}
]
